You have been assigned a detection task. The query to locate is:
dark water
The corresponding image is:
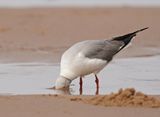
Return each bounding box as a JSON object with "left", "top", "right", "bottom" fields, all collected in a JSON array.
[{"left": 0, "top": 56, "right": 160, "bottom": 95}]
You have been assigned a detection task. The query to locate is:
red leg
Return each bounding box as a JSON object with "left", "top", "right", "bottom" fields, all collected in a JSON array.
[
  {"left": 79, "top": 76, "right": 83, "bottom": 95},
  {"left": 95, "top": 74, "right": 99, "bottom": 88},
  {"left": 95, "top": 74, "right": 99, "bottom": 95}
]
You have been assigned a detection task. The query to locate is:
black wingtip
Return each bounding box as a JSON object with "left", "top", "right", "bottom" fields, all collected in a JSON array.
[
  {"left": 133, "top": 27, "right": 149, "bottom": 34},
  {"left": 112, "top": 27, "right": 149, "bottom": 42}
]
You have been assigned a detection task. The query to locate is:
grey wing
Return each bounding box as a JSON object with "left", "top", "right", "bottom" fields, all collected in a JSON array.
[{"left": 83, "top": 40, "right": 124, "bottom": 62}]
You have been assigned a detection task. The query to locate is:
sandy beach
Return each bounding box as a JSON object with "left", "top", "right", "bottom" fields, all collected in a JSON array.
[
  {"left": 0, "top": 94, "right": 160, "bottom": 117},
  {"left": 0, "top": 7, "right": 160, "bottom": 63},
  {"left": 0, "top": 7, "right": 160, "bottom": 117}
]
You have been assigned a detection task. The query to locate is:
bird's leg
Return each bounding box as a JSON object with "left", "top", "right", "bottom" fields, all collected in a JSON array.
[
  {"left": 95, "top": 74, "right": 99, "bottom": 88},
  {"left": 79, "top": 76, "right": 83, "bottom": 95},
  {"left": 95, "top": 74, "right": 99, "bottom": 95}
]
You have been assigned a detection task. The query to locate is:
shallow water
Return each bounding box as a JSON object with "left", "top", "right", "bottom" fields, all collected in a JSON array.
[{"left": 0, "top": 56, "right": 160, "bottom": 95}]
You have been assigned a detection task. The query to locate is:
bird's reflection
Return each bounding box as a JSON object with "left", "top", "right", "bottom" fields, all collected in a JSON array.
[
  {"left": 49, "top": 84, "right": 99, "bottom": 95},
  {"left": 48, "top": 86, "right": 71, "bottom": 95},
  {"left": 79, "top": 85, "right": 99, "bottom": 95}
]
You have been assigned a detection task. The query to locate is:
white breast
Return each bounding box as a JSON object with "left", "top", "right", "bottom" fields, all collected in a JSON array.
[{"left": 60, "top": 52, "right": 107, "bottom": 80}]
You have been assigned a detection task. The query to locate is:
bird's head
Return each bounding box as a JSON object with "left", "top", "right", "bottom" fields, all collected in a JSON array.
[{"left": 55, "top": 76, "right": 72, "bottom": 89}]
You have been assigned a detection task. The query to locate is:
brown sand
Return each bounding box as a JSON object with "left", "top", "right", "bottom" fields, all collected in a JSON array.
[
  {"left": 0, "top": 93, "right": 160, "bottom": 117},
  {"left": 0, "top": 7, "right": 160, "bottom": 63},
  {"left": 70, "top": 88, "right": 160, "bottom": 108}
]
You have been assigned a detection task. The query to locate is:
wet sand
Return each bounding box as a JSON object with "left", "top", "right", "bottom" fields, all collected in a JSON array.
[
  {"left": 0, "top": 7, "right": 160, "bottom": 63},
  {"left": 0, "top": 7, "right": 160, "bottom": 117},
  {"left": 0, "top": 94, "right": 160, "bottom": 117}
]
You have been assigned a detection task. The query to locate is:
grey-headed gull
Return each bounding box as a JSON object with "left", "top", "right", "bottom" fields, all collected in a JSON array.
[{"left": 55, "top": 27, "right": 148, "bottom": 90}]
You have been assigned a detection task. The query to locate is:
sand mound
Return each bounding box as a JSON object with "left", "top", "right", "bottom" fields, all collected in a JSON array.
[
  {"left": 70, "top": 88, "right": 160, "bottom": 108},
  {"left": 86, "top": 88, "right": 160, "bottom": 108}
]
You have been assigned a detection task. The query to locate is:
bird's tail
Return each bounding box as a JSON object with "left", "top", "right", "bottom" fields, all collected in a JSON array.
[{"left": 112, "top": 27, "right": 148, "bottom": 52}]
